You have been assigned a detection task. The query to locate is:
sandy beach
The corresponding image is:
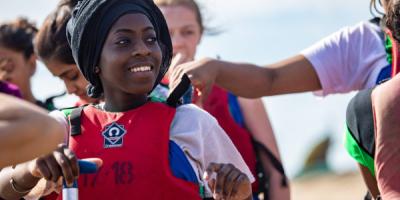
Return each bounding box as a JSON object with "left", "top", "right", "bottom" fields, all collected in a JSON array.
[{"left": 291, "top": 171, "right": 367, "bottom": 200}]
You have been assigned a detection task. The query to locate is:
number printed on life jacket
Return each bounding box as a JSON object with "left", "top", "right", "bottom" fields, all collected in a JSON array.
[
  {"left": 82, "top": 161, "right": 134, "bottom": 187},
  {"left": 111, "top": 161, "right": 134, "bottom": 184}
]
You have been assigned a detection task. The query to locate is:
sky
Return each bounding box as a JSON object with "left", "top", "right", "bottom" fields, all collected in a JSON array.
[{"left": 0, "top": 0, "right": 376, "bottom": 178}]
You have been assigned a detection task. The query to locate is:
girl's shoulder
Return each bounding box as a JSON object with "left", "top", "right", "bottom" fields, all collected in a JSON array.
[
  {"left": 170, "top": 104, "right": 220, "bottom": 140},
  {"left": 174, "top": 104, "right": 218, "bottom": 125}
]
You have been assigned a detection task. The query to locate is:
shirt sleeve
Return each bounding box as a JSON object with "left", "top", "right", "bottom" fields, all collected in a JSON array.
[
  {"left": 170, "top": 104, "right": 255, "bottom": 195},
  {"left": 301, "top": 21, "right": 388, "bottom": 96}
]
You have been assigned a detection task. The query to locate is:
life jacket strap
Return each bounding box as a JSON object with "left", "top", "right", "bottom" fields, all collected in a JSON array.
[
  {"left": 166, "top": 74, "right": 192, "bottom": 107},
  {"left": 70, "top": 106, "right": 84, "bottom": 136},
  {"left": 253, "top": 140, "right": 288, "bottom": 187}
]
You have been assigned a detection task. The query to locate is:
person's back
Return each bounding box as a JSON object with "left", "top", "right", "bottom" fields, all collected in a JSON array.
[{"left": 370, "top": 1, "right": 400, "bottom": 198}]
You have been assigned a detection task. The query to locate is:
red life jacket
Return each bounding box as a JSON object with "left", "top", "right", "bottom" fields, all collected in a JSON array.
[
  {"left": 57, "top": 102, "right": 201, "bottom": 200},
  {"left": 201, "top": 86, "right": 259, "bottom": 191},
  {"left": 385, "top": 29, "right": 400, "bottom": 77}
]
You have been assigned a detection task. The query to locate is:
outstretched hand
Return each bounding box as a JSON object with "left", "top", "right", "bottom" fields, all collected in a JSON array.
[
  {"left": 170, "top": 57, "right": 218, "bottom": 104},
  {"left": 204, "top": 162, "right": 252, "bottom": 200}
]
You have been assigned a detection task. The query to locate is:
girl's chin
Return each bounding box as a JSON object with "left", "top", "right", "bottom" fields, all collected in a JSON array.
[{"left": 79, "top": 95, "right": 97, "bottom": 103}]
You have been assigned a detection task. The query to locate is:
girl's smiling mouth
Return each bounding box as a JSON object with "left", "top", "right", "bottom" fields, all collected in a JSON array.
[{"left": 128, "top": 65, "right": 153, "bottom": 73}]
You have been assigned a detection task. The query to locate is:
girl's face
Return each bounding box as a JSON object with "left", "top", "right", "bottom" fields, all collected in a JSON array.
[
  {"left": 45, "top": 59, "right": 94, "bottom": 103},
  {"left": 160, "top": 5, "right": 202, "bottom": 62},
  {"left": 99, "top": 13, "right": 162, "bottom": 97},
  {"left": 0, "top": 47, "right": 35, "bottom": 90}
]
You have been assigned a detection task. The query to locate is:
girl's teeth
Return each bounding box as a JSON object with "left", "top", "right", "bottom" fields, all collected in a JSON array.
[{"left": 130, "top": 66, "right": 151, "bottom": 73}]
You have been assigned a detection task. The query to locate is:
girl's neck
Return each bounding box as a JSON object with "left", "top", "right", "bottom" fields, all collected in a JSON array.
[
  {"left": 20, "top": 86, "right": 36, "bottom": 104},
  {"left": 102, "top": 93, "right": 148, "bottom": 112}
]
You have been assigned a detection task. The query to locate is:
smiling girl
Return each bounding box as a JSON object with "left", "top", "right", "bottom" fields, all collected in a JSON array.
[{"left": 44, "top": 0, "right": 255, "bottom": 199}]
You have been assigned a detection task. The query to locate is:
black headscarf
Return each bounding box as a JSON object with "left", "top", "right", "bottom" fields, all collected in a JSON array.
[{"left": 66, "top": 0, "right": 172, "bottom": 98}]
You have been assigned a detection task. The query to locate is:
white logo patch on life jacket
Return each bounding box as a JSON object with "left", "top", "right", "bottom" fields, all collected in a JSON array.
[{"left": 102, "top": 122, "right": 127, "bottom": 148}]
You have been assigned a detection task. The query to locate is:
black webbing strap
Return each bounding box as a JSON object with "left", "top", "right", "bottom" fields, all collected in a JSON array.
[
  {"left": 70, "top": 106, "right": 84, "bottom": 136},
  {"left": 253, "top": 140, "right": 288, "bottom": 187},
  {"left": 166, "top": 74, "right": 191, "bottom": 107},
  {"left": 364, "top": 192, "right": 372, "bottom": 200}
]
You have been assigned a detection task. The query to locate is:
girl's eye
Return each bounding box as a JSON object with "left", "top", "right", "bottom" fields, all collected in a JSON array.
[
  {"left": 182, "top": 30, "right": 194, "bottom": 37},
  {"left": 116, "top": 39, "right": 131, "bottom": 45},
  {"left": 65, "top": 71, "right": 79, "bottom": 81},
  {"left": 146, "top": 36, "right": 157, "bottom": 44},
  {"left": 69, "top": 74, "right": 79, "bottom": 81}
]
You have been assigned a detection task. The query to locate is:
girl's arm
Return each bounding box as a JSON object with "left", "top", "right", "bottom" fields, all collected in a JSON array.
[
  {"left": 0, "top": 144, "right": 79, "bottom": 200},
  {"left": 171, "top": 55, "right": 321, "bottom": 99},
  {"left": 358, "top": 164, "right": 379, "bottom": 198},
  {"left": 0, "top": 94, "right": 64, "bottom": 168},
  {"left": 237, "top": 98, "right": 290, "bottom": 200}
]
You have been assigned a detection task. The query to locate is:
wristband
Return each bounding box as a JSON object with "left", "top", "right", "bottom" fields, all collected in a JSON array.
[{"left": 9, "top": 177, "right": 33, "bottom": 194}]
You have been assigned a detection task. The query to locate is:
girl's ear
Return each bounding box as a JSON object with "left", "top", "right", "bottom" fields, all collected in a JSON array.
[
  {"left": 27, "top": 54, "right": 37, "bottom": 76},
  {"left": 95, "top": 66, "right": 101, "bottom": 74}
]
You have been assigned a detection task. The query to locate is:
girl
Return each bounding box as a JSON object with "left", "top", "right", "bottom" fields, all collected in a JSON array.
[
  {"left": 353, "top": 0, "right": 400, "bottom": 199},
  {"left": 154, "top": 0, "right": 288, "bottom": 199},
  {"left": 0, "top": 18, "right": 54, "bottom": 110},
  {"left": 35, "top": 0, "right": 98, "bottom": 106},
  {"left": 342, "top": 1, "right": 400, "bottom": 199},
  {"left": 44, "top": 0, "right": 254, "bottom": 199}
]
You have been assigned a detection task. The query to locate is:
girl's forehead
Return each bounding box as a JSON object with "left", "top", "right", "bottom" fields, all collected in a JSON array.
[{"left": 110, "top": 13, "right": 155, "bottom": 31}]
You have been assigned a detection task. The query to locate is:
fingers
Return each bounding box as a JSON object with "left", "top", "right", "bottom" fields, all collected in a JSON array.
[
  {"left": 224, "top": 169, "right": 242, "bottom": 198},
  {"left": 169, "top": 63, "right": 186, "bottom": 91},
  {"left": 229, "top": 174, "right": 248, "bottom": 199},
  {"left": 170, "top": 53, "right": 184, "bottom": 71},
  {"left": 33, "top": 158, "right": 50, "bottom": 179},
  {"left": 63, "top": 147, "right": 79, "bottom": 178},
  {"left": 205, "top": 163, "right": 251, "bottom": 200},
  {"left": 30, "top": 144, "right": 80, "bottom": 187},
  {"left": 43, "top": 155, "right": 62, "bottom": 183},
  {"left": 204, "top": 162, "right": 222, "bottom": 180},
  {"left": 53, "top": 147, "right": 77, "bottom": 187},
  {"left": 213, "top": 164, "right": 233, "bottom": 199}
]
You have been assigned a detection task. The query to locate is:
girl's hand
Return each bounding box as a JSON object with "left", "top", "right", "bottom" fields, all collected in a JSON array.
[
  {"left": 170, "top": 57, "right": 218, "bottom": 102},
  {"left": 204, "top": 162, "right": 252, "bottom": 200},
  {"left": 28, "top": 144, "right": 79, "bottom": 187},
  {"left": 168, "top": 52, "right": 187, "bottom": 91}
]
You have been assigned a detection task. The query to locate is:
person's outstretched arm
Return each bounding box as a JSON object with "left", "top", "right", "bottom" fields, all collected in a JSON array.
[
  {"left": 0, "top": 94, "right": 64, "bottom": 168},
  {"left": 171, "top": 55, "right": 321, "bottom": 99}
]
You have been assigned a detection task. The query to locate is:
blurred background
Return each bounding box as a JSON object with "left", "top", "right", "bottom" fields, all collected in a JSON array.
[{"left": 0, "top": 0, "right": 373, "bottom": 199}]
